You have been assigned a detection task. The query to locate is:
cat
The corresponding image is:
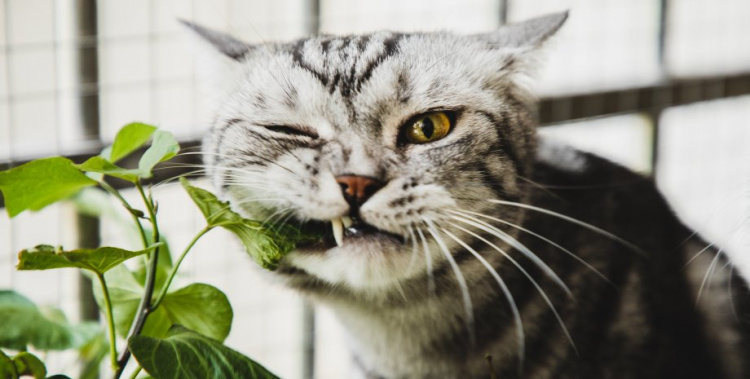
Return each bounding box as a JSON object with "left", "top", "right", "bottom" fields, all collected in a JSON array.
[{"left": 185, "top": 12, "right": 750, "bottom": 379}]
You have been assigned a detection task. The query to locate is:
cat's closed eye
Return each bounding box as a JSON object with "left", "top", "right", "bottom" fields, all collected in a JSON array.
[{"left": 260, "top": 124, "right": 319, "bottom": 139}]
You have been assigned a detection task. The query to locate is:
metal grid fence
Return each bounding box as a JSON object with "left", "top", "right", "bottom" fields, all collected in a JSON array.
[{"left": 1, "top": 0, "right": 749, "bottom": 378}]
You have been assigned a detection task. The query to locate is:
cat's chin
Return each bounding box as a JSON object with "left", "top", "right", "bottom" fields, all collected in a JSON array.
[{"left": 281, "top": 232, "right": 429, "bottom": 291}]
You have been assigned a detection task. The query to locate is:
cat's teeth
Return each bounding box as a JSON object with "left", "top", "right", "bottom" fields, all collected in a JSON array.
[
  {"left": 341, "top": 216, "right": 353, "bottom": 228},
  {"left": 332, "top": 218, "right": 344, "bottom": 247}
]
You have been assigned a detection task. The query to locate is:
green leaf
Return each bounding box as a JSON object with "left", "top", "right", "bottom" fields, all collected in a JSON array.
[
  {"left": 12, "top": 352, "right": 46, "bottom": 379},
  {"left": 73, "top": 187, "right": 121, "bottom": 219},
  {"left": 109, "top": 123, "right": 157, "bottom": 163},
  {"left": 16, "top": 244, "right": 159, "bottom": 275},
  {"left": 0, "top": 157, "right": 98, "bottom": 217},
  {"left": 92, "top": 267, "right": 232, "bottom": 341},
  {"left": 130, "top": 325, "right": 279, "bottom": 379},
  {"left": 77, "top": 333, "right": 108, "bottom": 379},
  {"left": 156, "top": 284, "right": 232, "bottom": 342},
  {"left": 77, "top": 156, "right": 141, "bottom": 183},
  {"left": 0, "top": 291, "right": 98, "bottom": 351},
  {"left": 0, "top": 350, "right": 17, "bottom": 379},
  {"left": 180, "top": 178, "right": 311, "bottom": 270},
  {"left": 138, "top": 130, "right": 180, "bottom": 177}
]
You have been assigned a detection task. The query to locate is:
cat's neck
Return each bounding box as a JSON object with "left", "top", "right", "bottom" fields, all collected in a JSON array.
[{"left": 315, "top": 260, "right": 530, "bottom": 379}]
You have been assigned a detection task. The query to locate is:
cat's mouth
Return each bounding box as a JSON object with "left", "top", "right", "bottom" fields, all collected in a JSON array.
[{"left": 295, "top": 216, "right": 406, "bottom": 249}]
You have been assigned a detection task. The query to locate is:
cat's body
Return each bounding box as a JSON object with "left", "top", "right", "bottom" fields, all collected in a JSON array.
[{"left": 187, "top": 13, "right": 750, "bottom": 378}]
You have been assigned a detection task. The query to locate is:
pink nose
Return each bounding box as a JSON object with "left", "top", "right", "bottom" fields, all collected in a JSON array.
[{"left": 335, "top": 175, "right": 384, "bottom": 207}]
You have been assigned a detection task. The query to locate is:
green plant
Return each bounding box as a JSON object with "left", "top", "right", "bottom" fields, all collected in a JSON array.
[{"left": 0, "top": 123, "right": 311, "bottom": 379}]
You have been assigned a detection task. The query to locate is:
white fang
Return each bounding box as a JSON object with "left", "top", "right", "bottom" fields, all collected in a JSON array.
[
  {"left": 332, "top": 218, "right": 344, "bottom": 247},
  {"left": 342, "top": 216, "right": 353, "bottom": 228}
]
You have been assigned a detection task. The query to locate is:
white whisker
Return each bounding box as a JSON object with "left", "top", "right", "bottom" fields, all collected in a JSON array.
[
  {"left": 449, "top": 213, "right": 571, "bottom": 296},
  {"left": 447, "top": 221, "right": 577, "bottom": 354},
  {"left": 488, "top": 199, "right": 648, "bottom": 256},
  {"left": 442, "top": 228, "right": 525, "bottom": 366},
  {"left": 424, "top": 218, "right": 476, "bottom": 347},
  {"left": 450, "top": 209, "right": 612, "bottom": 286},
  {"left": 416, "top": 227, "right": 436, "bottom": 298},
  {"left": 696, "top": 248, "right": 724, "bottom": 304}
]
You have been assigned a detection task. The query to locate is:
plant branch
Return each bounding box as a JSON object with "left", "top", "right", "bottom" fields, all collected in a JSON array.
[
  {"left": 113, "top": 182, "right": 161, "bottom": 379},
  {"left": 100, "top": 181, "right": 149, "bottom": 248},
  {"left": 151, "top": 225, "right": 212, "bottom": 310},
  {"left": 128, "top": 367, "right": 142, "bottom": 379},
  {"left": 95, "top": 273, "right": 119, "bottom": 371}
]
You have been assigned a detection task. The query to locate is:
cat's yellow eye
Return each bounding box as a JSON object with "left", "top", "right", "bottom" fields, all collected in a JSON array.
[{"left": 404, "top": 112, "right": 453, "bottom": 144}]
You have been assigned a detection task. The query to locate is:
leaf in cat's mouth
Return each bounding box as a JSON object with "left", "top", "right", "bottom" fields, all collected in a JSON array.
[{"left": 295, "top": 216, "right": 406, "bottom": 249}]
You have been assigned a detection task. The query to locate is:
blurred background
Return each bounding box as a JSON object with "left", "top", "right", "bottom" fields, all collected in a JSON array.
[{"left": 1, "top": 0, "right": 749, "bottom": 378}]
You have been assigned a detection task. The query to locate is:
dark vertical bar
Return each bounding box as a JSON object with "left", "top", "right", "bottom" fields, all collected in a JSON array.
[
  {"left": 499, "top": 0, "right": 508, "bottom": 25},
  {"left": 76, "top": 0, "right": 99, "bottom": 139},
  {"left": 301, "top": 301, "right": 316, "bottom": 379},
  {"left": 301, "top": 2, "right": 321, "bottom": 377},
  {"left": 75, "top": 0, "right": 101, "bottom": 329},
  {"left": 305, "top": 0, "right": 320, "bottom": 35},
  {"left": 3, "top": 0, "right": 16, "bottom": 170},
  {"left": 77, "top": 215, "right": 101, "bottom": 321},
  {"left": 650, "top": 0, "right": 670, "bottom": 174}
]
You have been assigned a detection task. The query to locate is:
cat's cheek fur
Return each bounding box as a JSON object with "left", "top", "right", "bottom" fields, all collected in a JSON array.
[{"left": 359, "top": 182, "right": 457, "bottom": 235}]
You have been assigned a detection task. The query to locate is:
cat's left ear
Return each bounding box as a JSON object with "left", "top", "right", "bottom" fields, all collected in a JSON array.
[{"left": 478, "top": 11, "right": 569, "bottom": 50}]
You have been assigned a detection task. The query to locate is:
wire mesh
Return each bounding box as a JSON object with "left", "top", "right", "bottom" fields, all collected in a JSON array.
[{"left": 1, "top": 1, "right": 749, "bottom": 378}]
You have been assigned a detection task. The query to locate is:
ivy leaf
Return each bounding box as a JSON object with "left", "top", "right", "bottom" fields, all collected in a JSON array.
[
  {"left": 108, "top": 122, "right": 157, "bottom": 163},
  {"left": 0, "top": 350, "right": 16, "bottom": 379},
  {"left": 92, "top": 267, "right": 232, "bottom": 342},
  {"left": 16, "top": 244, "right": 159, "bottom": 275},
  {"left": 81, "top": 129, "right": 179, "bottom": 181},
  {"left": 12, "top": 352, "right": 46, "bottom": 379},
  {"left": 77, "top": 156, "right": 142, "bottom": 183},
  {"left": 77, "top": 333, "right": 108, "bottom": 379},
  {"left": 180, "top": 178, "right": 311, "bottom": 270},
  {"left": 130, "top": 325, "right": 279, "bottom": 379},
  {"left": 138, "top": 130, "right": 180, "bottom": 177},
  {"left": 0, "top": 291, "right": 98, "bottom": 351},
  {"left": 0, "top": 157, "right": 97, "bottom": 217},
  {"left": 156, "top": 284, "right": 232, "bottom": 342}
]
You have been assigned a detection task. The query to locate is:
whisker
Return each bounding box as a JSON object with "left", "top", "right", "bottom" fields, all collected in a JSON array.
[
  {"left": 696, "top": 248, "right": 724, "bottom": 304},
  {"left": 488, "top": 199, "right": 648, "bottom": 256},
  {"left": 416, "top": 227, "right": 436, "bottom": 299},
  {"left": 406, "top": 226, "right": 419, "bottom": 273},
  {"left": 447, "top": 221, "right": 577, "bottom": 354},
  {"left": 424, "top": 218, "right": 475, "bottom": 347},
  {"left": 441, "top": 227, "right": 525, "bottom": 366},
  {"left": 450, "top": 209, "right": 612, "bottom": 286},
  {"left": 449, "top": 213, "right": 571, "bottom": 296},
  {"left": 682, "top": 243, "right": 716, "bottom": 270}
]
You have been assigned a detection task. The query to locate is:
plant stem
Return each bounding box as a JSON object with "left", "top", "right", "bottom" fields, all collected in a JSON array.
[
  {"left": 100, "top": 181, "right": 149, "bottom": 248},
  {"left": 128, "top": 367, "right": 142, "bottom": 379},
  {"left": 113, "top": 182, "right": 161, "bottom": 379},
  {"left": 151, "top": 225, "right": 212, "bottom": 310},
  {"left": 95, "top": 273, "right": 119, "bottom": 371}
]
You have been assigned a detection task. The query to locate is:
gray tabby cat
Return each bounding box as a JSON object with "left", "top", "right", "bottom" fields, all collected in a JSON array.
[{"left": 186, "top": 13, "right": 750, "bottom": 379}]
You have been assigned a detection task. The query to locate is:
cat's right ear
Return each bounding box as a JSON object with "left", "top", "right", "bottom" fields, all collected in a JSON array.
[
  {"left": 180, "top": 21, "right": 253, "bottom": 104},
  {"left": 179, "top": 20, "right": 252, "bottom": 61}
]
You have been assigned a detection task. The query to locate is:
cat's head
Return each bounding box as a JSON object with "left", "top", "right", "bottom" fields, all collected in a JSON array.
[{"left": 188, "top": 13, "right": 567, "bottom": 296}]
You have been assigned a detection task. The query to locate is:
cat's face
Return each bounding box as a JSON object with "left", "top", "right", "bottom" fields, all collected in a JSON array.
[{"left": 192, "top": 14, "right": 566, "bottom": 294}]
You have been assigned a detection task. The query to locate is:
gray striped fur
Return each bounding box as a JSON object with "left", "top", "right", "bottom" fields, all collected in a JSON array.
[{"left": 190, "top": 12, "right": 750, "bottom": 379}]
